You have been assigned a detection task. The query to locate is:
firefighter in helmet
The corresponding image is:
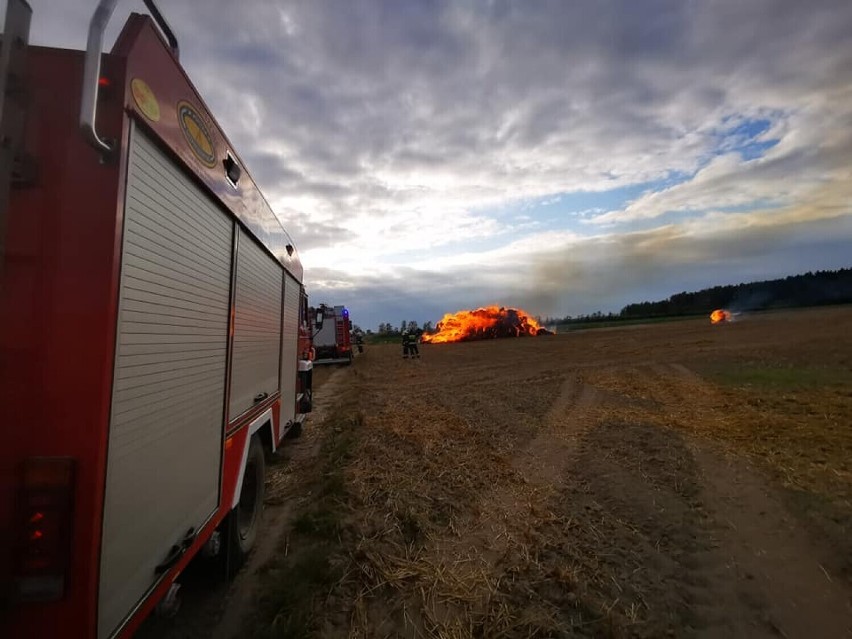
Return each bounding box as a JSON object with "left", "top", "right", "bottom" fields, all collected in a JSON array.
[
  {"left": 402, "top": 330, "right": 411, "bottom": 359},
  {"left": 403, "top": 329, "right": 420, "bottom": 359}
]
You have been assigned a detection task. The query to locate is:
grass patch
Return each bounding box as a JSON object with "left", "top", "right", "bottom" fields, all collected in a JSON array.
[
  {"left": 254, "top": 546, "right": 338, "bottom": 639},
  {"left": 250, "top": 390, "right": 363, "bottom": 638},
  {"left": 291, "top": 510, "right": 339, "bottom": 538},
  {"left": 706, "top": 363, "right": 852, "bottom": 390},
  {"left": 693, "top": 360, "right": 852, "bottom": 579},
  {"left": 555, "top": 314, "right": 703, "bottom": 332},
  {"left": 364, "top": 334, "right": 402, "bottom": 345}
]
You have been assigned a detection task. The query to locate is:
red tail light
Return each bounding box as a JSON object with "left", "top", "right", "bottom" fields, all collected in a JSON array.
[{"left": 16, "top": 458, "right": 75, "bottom": 601}]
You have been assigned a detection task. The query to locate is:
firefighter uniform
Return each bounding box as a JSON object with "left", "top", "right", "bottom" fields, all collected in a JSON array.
[{"left": 402, "top": 330, "right": 420, "bottom": 359}]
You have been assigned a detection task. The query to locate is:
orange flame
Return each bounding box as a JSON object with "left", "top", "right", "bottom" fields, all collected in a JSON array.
[
  {"left": 422, "top": 306, "right": 550, "bottom": 344},
  {"left": 710, "top": 309, "right": 732, "bottom": 324}
]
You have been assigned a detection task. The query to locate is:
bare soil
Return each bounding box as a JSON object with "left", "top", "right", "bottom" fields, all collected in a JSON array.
[{"left": 142, "top": 306, "right": 852, "bottom": 638}]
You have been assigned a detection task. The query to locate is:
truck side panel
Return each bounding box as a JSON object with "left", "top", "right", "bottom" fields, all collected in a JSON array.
[{"left": 99, "top": 124, "right": 229, "bottom": 638}]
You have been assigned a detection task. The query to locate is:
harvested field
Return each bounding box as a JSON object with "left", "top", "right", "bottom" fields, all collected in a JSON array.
[
  {"left": 286, "top": 306, "right": 852, "bottom": 638},
  {"left": 147, "top": 306, "right": 852, "bottom": 638}
]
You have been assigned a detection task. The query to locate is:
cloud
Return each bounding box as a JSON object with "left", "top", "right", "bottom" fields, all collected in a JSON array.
[
  {"left": 34, "top": 0, "right": 852, "bottom": 329},
  {"left": 182, "top": 1, "right": 849, "bottom": 228},
  {"left": 592, "top": 89, "right": 852, "bottom": 225},
  {"left": 325, "top": 209, "right": 852, "bottom": 329}
]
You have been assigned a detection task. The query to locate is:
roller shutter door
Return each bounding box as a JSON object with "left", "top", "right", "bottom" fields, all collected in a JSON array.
[
  {"left": 228, "top": 228, "right": 283, "bottom": 419},
  {"left": 279, "top": 274, "right": 300, "bottom": 425},
  {"left": 99, "top": 124, "right": 231, "bottom": 638}
]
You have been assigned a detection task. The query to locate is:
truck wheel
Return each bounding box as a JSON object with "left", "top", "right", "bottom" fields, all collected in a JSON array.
[{"left": 225, "top": 435, "right": 264, "bottom": 577}]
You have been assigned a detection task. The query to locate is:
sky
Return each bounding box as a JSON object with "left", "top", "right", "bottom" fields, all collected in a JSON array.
[{"left": 21, "top": 0, "right": 852, "bottom": 330}]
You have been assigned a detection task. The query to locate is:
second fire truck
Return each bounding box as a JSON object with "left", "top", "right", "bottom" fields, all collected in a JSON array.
[{"left": 311, "top": 304, "right": 355, "bottom": 365}]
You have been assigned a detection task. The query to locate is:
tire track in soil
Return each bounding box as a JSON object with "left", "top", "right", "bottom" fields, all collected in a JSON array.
[
  {"left": 486, "top": 360, "right": 852, "bottom": 638},
  {"left": 468, "top": 374, "right": 600, "bottom": 532},
  {"left": 514, "top": 375, "right": 599, "bottom": 488},
  {"left": 659, "top": 364, "right": 852, "bottom": 638},
  {"left": 416, "top": 375, "right": 605, "bottom": 631},
  {"left": 664, "top": 361, "right": 852, "bottom": 637},
  {"left": 571, "top": 361, "right": 852, "bottom": 638},
  {"left": 690, "top": 445, "right": 852, "bottom": 638},
  {"left": 556, "top": 418, "right": 710, "bottom": 636},
  {"left": 431, "top": 358, "right": 852, "bottom": 637},
  {"left": 420, "top": 369, "right": 704, "bottom": 636},
  {"left": 543, "top": 363, "right": 740, "bottom": 635}
]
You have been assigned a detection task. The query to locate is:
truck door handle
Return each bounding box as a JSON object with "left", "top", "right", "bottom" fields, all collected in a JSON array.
[
  {"left": 154, "top": 527, "right": 196, "bottom": 575},
  {"left": 254, "top": 392, "right": 268, "bottom": 404}
]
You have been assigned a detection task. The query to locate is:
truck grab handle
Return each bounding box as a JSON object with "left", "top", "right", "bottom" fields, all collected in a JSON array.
[
  {"left": 141, "top": 0, "right": 179, "bottom": 59},
  {"left": 80, "top": 0, "right": 179, "bottom": 155}
]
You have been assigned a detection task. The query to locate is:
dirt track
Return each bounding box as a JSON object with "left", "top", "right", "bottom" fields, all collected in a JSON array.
[{"left": 143, "top": 306, "right": 852, "bottom": 638}]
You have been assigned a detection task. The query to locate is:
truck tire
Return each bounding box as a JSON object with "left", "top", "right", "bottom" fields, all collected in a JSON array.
[{"left": 224, "top": 434, "right": 264, "bottom": 578}]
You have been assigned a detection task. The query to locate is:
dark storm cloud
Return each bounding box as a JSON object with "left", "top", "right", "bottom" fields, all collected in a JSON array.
[
  {"left": 306, "top": 264, "right": 490, "bottom": 329},
  {"left": 518, "top": 213, "right": 852, "bottom": 317},
  {"left": 322, "top": 212, "right": 852, "bottom": 329}
]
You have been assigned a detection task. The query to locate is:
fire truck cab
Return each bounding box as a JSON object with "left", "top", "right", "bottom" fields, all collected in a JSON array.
[{"left": 1, "top": 1, "right": 312, "bottom": 637}]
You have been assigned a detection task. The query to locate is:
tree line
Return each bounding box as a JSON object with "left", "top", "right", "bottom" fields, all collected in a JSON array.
[
  {"left": 369, "top": 269, "right": 851, "bottom": 333},
  {"left": 374, "top": 320, "right": 434, "bottom": 336},
  {"left": 542, "top": 268, "right": 852, "bottom": 326}
]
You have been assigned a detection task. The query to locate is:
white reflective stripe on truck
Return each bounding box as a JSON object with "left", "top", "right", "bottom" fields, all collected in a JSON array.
[{"left": 231, "top": 407, "right": 274, "bottom": 509}]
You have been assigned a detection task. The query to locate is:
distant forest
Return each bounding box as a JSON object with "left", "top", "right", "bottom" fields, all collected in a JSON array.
[{"left": 545, "top": 268, "right": 852, "bottom": 326}]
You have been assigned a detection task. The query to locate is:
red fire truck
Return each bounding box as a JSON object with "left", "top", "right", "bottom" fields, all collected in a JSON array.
[
  {"left": 1, "top": 1, "right": 314, "bottom": 637},
  {"left": 311, "top": 304, "right": 354, "bottom": 365}
]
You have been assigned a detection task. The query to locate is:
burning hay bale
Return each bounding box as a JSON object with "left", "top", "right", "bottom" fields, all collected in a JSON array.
[
  {"left": 710, "top": 309, "right": 733, "bottom": 324},
  {"left": 422, "top": 305, "right": 553, "bottom": 344}
]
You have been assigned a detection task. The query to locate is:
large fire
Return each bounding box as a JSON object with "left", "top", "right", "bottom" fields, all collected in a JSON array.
[
  {"left": 421, "top": 306, "right": 551, "bottom": 344},
  {"left": 710, "top": 309, "right": 732, "bottom": 324}
]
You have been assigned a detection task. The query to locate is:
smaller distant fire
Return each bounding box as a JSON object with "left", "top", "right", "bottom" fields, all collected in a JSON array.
[
  {"left": 710, "top": 309, "right": 732, "bottom": 324},
  {"left": 422, "top": 305, "right": 552, "bottom": 344}
]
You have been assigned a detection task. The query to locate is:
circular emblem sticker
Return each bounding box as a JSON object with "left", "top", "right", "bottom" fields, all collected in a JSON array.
[
  {"left": 131, "top": 78, "right": 160, "bottom": 122},
  {"left": 177, "top": 100, "right": 216, "bottom": 167}
]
